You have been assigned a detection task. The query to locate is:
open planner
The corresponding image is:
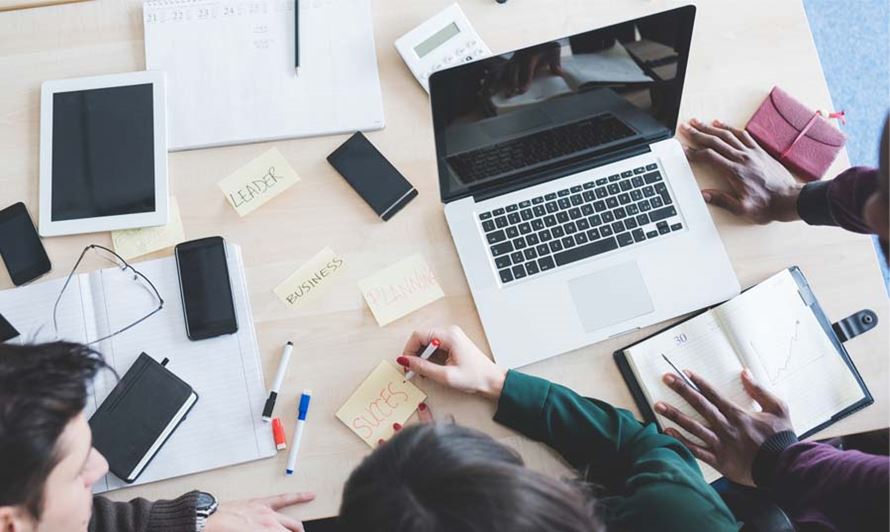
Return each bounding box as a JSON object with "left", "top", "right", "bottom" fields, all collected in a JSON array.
[
  {"left": 143, "top": 0, "right": 385, "bottom": 150},
  {"left": 615, "top": 268, "right": 872, "bottom": 481},
  {"left": 0, "top": 244, "right": 275, "bottom": 492}
]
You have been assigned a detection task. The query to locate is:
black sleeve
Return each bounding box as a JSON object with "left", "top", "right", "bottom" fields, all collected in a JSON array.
[{"left": 89, "top": 492, "right": 198, "bottom": 532}]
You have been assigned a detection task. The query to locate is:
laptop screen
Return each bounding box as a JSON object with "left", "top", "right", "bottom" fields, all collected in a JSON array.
[{"left": 430, "top": 6, "right": 695, "bottom": 203}]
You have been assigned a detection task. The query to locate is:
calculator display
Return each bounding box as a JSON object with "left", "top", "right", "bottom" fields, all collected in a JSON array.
[{"left": 414, "top": 22, "right": 460, "bottom": 58}]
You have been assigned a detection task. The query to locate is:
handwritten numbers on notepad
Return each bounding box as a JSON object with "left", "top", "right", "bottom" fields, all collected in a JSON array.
[{"left": 674, "top": 333, "right": 688, "bottom": 346}]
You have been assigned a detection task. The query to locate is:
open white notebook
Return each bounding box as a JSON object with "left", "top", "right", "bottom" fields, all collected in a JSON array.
[
  {"left": 143, "top": 0, "right": 385, "bottom": 150},
  {"left": 0, "top": 244, "right": 275, "bottom": 492},
  {"left": 616, "top": 268, "right": 871, "bottom": 481}
]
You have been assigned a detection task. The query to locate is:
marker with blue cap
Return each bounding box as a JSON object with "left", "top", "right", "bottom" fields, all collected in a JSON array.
[{"left": 285, "top": 390, "right": 311, "bottom": 476}]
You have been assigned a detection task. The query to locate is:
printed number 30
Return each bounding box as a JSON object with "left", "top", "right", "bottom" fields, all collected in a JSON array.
[{"left": 674, "top": 333, "right": 688, "bottom": 346}]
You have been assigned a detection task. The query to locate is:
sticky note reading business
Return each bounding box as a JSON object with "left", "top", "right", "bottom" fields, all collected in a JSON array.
[
  {"left": 111, "top": 197, "right": 186, "bottom": 260},
  {"left": 336, "top": 361, "right": 426, "bottom": 447},
  {"left": 218, "top": 148, "right": 300, "bottom": 216},
  {"left": 358, "top": 255, "right": 444, "bottom": 327},
  {"left": 273, "top": 247, "right": 344, "bottom": 308}
]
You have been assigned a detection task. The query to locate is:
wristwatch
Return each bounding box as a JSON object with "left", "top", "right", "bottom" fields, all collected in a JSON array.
[{"left": 195, "top": 491, "right": 218, "bottom": 532}]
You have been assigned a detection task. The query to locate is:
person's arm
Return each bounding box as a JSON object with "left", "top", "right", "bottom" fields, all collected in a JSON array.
[
  {"left": 90, "top": 492, "right": 198, "bottom": 532},
  {"left": 797, "top": 167, "right": 880, "bottom": 232},
  {"left": 680, "top": 118, "right": 884, "bottom": 234},
  {"left": 753, "top": 435, "right": 889, "bottom": 532},
  {"left": 397, "top": 326, "right": 738, "bottom": 532}
]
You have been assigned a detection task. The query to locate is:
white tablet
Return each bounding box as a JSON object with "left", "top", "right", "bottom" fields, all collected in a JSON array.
[{"left": 39, "top": 71, "right": 168, "bottom": 237}]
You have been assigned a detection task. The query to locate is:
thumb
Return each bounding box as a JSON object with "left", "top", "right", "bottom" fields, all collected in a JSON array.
[
  {"left": 741, "top": 369, "right": 786, "bottom": 415},
  {"left": 398, "top": 355, "right": 449, "bottom": 383},
  {"left": 701, "top": 189, "right": 745, "bottom": 216}
]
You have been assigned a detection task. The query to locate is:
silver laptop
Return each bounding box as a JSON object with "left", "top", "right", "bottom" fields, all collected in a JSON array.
[{"left": 428, "top": 5, "right": 739, "bottom": 369}]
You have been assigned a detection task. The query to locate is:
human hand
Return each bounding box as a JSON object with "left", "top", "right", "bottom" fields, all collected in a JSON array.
[
  {"left": 396, "top": 326, "right": 507, "bottom": 400},
  {"left": 500, "top": 42, "right": 563, "bottom": 96},
  {"left": 681, "top": 118, "right": 803, "bottom": 224},
  {"left": 654, "top": 369, "right": 794, "bottom": 486},
  {"left": 205, "top": 493, "right": 315, "bottom": 532}
]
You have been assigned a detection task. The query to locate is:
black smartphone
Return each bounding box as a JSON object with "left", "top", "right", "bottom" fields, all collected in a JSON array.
[
  {"left": 0, "top": 202, "right": 51, "bottom": 286},
  {"left": 174, "top": 237, "right": 238, "bottom": 341},
  {"left": 327, "top": 132, "right": 418, "bottom": 221}
]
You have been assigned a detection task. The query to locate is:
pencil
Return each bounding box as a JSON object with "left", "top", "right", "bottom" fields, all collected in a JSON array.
[
  {"left": 661, "top": 353, "right": 701, "bottom": 393},
  {"left": 294, "top": 0, "right": 300, "bottom": 72}
]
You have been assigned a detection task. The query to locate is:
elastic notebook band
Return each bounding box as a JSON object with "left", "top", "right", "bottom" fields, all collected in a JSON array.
[{"left": 780, "top": 111, "right": 822, "bottom": 161}]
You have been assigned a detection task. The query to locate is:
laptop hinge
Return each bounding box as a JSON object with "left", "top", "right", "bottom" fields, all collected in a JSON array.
[{"left": 471, "top": 142, "right": 653, "bottom": 203}]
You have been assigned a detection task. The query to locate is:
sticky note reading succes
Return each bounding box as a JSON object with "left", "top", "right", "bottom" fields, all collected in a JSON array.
[
  {"left": 111, "top": 197, "right": 186, "bottom": 260},
  {"left": 273, "top": 247, "right": 344, "bottom": 308},
  {"left": 218, "top": 148, "right": 300, "bottom": 216},
  {"left": 336, "top": 361, "right": 426, "bottom": 447},
  {"left": 358, "top": 255, "right": 444, "bottom": 326}
]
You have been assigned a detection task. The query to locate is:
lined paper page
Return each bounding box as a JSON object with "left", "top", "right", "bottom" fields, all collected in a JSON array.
[
  {"left": 87, "top": 244, "right": 274, "bottom": 492},
  {"left": 715, "top": 270, "right": 864, "bottom": 435},
  {"left": 143, "top": 0, "right": 384, "bottom": 150},
  {"left": 0, "top": 275, "right": 89, "bottom": 345}
]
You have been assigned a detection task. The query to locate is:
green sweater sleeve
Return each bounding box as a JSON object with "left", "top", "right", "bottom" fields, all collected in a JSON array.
[{"left": 494, "top": 370, "right": 738, "bottom": 532}]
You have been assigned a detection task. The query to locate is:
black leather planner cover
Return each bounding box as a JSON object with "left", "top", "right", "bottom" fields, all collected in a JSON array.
[
  {"left": 614, "top": 266, "right": 873, "bottom": 439},
  {"left": 89, "top": 352, "right": 197, "bottom": 482}
]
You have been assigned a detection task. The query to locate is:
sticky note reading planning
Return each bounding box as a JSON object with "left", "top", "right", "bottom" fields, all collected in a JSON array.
[
  {"left": 111, "top": 197, "right": 186, "bottom": 260},
  {"left": 218, "top": 147, "right": 300, "bottom": 216},
  {"left": 336, "top": 361, "right": 426, "bottom": 447},
  {"left": 273, "top": 247, "right": 344, "bottom": 308},
  {"left": 358, "top": 254, "right": 444, "bottom": 326}
]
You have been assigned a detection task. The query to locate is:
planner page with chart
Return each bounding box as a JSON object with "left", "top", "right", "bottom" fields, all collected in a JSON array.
[
  {"left": 0, "top": 244, "right": 276, "bottom": 491},
  {"left": 620, "top": 269, "right": 869, "bottom": 481},
  {"left": 143, "top": 0, "right": 385, "bottom": 150}
]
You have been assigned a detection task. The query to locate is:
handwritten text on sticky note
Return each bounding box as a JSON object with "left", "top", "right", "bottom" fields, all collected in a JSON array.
[
  {"left": 273, "top": 247, "right": 344, "bottom": 308},
  {"left": 358, "top": 255, "right": 444, "bottom": 326},
  {"left": 336, "top": 361, "right": 426, "bottom": 447},
  {"left": 218, "top": 148, "right": 300, "bottom": 216},
  {"left": 111, "top": 197, "right": 186, "bottom": 260}
]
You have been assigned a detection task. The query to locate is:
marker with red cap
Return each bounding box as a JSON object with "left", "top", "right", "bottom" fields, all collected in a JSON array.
[{"left": 405, "top": 338, "right": 439, "bottom": 380}]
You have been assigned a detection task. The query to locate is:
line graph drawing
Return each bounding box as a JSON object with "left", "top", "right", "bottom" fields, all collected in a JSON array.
[{"left": 749, "top": 316, "right": 825, "bottom": 385}]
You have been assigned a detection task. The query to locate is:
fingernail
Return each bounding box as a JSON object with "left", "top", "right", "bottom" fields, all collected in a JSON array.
[
  {"left": 418, "top": 402, "right": 427, "bottom": 411},
  {"left": 743, "top": 368, "right": 752, "bottom": 379},
  {"left": 690, "top": 118, "right": 700, "bottom": 125},
  {"left": 663, "top": 374, "right": 676, "bottom": 384},
  {"left": 377, "top": 438, "right": 385, "bottom": 446},
  {"left": 712, "top": 119, "right": 722, "bottom": 125},
  {"left": 396, "top": 356, "right": 409, "bottom": 367},
  {"left": 702, "top": 191, "right": 712, "bottom": 202},
  {"left": 655, "top": 402, "right": 667, "bottom": 413},
  {"left": 393, "top": 423, "right": 402, "bottom": 431}
]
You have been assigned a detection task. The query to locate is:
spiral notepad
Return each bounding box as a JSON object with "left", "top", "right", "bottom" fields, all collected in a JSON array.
[{"left": 143, "top": 0, "right": 384, "bottom": 150}]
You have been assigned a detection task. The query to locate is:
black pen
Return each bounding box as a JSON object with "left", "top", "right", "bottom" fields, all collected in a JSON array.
[
  {"left": 661, "top": 353, "right": 700, "bottom": 393},
  {"left": 294, "top": 0, "right": 300, "bottom": 73}
]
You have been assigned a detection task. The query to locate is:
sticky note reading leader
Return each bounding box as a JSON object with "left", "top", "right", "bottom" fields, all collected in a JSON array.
[
  {"left": 111, "top": 197, "right": 186, "bottom": 260},
  {"left": 218, "top": 147, "right": 300, "bottom": 217},
  {"left": 358, "top": 254, "right": 444, "bottom": 327},
  {"left": 273, "top": 247, "right": 344, "bottom": 308},
  {"left": 336, "top": 361, "right": 426, "bottom": 447}
]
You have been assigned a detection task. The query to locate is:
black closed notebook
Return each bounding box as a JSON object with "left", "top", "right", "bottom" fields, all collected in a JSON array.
[{"left": 89, "top": 353, "right": 198, "bottom": 483}]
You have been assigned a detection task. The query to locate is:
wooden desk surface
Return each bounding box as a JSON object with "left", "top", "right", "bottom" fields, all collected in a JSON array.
[{"left": 1, "top": 0, "right": 886, "bottom": 520}]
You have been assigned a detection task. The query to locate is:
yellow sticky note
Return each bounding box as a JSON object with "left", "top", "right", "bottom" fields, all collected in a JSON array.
[
  {"left": 218, "top": 148, "right": 300, "bottom": 217},
  {"left": 273, "top": 247, "right": 345, "bottom": 308},
  {"left": 358, "top": 254, "right": 444, "bottom": 326},
  {"left": 336, "top": 361, "right": 426, "bottom": 447},
  {"left": 111, "top": 197, "right": 186, "bottom": 260}
]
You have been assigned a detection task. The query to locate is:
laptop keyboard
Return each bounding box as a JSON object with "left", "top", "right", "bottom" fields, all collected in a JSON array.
[
  {"left": 448, "top": 114, "right": 635, "bottom": 183},
  {"left": 478, "top": 164, "right": 683, "bottom": 284}
]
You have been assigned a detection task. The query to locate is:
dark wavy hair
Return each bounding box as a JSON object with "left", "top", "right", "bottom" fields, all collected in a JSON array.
[
  {"left": 339, "top": 423, "right": 604, "bottom": 532},
  {"left": 0, "top": 342, "right": 108, "bottom": 518}
]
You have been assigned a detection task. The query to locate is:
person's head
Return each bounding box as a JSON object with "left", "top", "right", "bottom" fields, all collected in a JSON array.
[
  {"left": 862, "top": 114, "right": 890, "bottom": 257},
  {"left": 339, "top": 423, "right": 604, "bottom": 532},
  {"left": 0, "top": 342, "right": 110, "bottom": 532}
]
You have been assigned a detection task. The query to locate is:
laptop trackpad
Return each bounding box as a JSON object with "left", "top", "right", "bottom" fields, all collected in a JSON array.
[{"left": 569, "top": 262, "right": 654, "bottom": 332}]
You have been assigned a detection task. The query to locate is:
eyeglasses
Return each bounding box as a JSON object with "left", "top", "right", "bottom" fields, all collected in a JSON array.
[{"left": 52, "top": 245, "right": 165, "bottom": 345}]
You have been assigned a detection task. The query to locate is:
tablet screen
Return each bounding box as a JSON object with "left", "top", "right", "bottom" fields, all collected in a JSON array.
[{"left": 51, "top": 84, "right": 156, "bottom": 221}]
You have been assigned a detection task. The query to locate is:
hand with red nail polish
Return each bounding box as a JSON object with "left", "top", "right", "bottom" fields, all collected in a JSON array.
[
  {"left": 392, "top": 422, "right": 402, "bottom": 432},
  {"left": 397, "top": 326, "right": 506, "bottom": 400}
]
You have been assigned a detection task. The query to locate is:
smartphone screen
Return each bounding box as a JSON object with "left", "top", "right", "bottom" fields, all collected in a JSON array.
[
  {"left": 0, "top": 203, "right": 51, "bottom": 286},
  {"left": 174, "top": 237, "right": 238, "bottom": 340},
  {"left": 327, "top": 132, "right": 417, "bottom": 220}
]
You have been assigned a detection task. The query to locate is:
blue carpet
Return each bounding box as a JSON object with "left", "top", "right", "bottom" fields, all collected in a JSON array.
[{"left": 803, "top": 0, "right": 890, "bottom": 291}]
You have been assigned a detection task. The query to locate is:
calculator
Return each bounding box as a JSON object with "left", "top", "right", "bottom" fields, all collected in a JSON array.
[{"left": 394, "top": 3, "right": 492, "bottom": 93}]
